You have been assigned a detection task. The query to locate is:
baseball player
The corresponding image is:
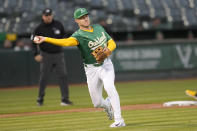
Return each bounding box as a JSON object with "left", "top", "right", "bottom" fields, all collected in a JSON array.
[{"left": 34, "top": 8, "right": 125, "bottom": 127}]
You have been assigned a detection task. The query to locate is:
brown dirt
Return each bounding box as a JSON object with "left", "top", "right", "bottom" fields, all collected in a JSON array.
[{"left": 1, "top": 103, "right": 197, "bottom": 118}]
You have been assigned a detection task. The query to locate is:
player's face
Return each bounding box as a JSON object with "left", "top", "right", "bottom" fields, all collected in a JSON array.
[
  {"left": 75, "top": 15, "right": 90, "bottom": 28},
  {"left": 42, "top": 14, "right": 53, "bottom": 24}
]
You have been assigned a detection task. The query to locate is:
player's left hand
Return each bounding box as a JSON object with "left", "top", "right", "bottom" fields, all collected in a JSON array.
[{"left": 96, "top": 47, "right": 111, "bottom": 63}]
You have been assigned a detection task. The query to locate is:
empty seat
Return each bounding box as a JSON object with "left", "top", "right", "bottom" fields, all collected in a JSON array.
[
  {"left": 170, "top": 8, "right": 182, "bottom": 22},
  {"left": 179, "top": 0, "right": 190, "bottom": 8},
  {"left": 185, "top": 8, "right": 197, "bottom": 26},
  {"left": 73, "top": 0, "right": 89, "bottom": 6},
  {"left": 105, "top": 0, "right": 118, "bottom": 14},
  {"left": 135, "top": 0, "right": 150, "bottom": 18},
  {"left": 21, "top": 0, "right": 33, "bottom": 12},
  {"left": 194, "top": 0, "right": 197, "bottom": 7},
  {"left": 0, "top": 0, "right": 5, "bottom": 7},
  {"left": 90, "top": 0, "right": 103, "bottom": 9},
  {"left": 163, "top": 0, "right": 177, "bottom": 8},
  {"left": 33, "top": 0, "right": 46, "bottom": 11},
  {"left": 151, "top": 0, "right": 164, "bottom": 8},
  {"left": 154, "top": 8, "right": 166, "bottom": 19},
  {"left": 121, "top": 0, "right": 135, "bottom": 17},
  {"left": 8, "top": 0, "right": 18, "bottom": 8},
  {"left": 90, "top": 9, "right": 106, "bottom": 22},
  {"left": 121, "top": 0, "right": 135, "bottom": 11}
]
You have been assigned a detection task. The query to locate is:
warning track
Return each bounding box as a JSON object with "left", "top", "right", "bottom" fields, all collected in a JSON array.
[{"left": 1, "top": 104, "right": 197, "bottom": 118}]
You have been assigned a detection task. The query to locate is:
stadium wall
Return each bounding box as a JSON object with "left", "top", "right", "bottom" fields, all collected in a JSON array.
[{"left": 0, "top": 42, "right": 197, "bottom": 87}]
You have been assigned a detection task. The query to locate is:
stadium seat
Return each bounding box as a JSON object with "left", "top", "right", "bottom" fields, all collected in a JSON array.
[
  {"left": 185, "top": 8, "right": 197, "bottom": 26},
  {"left": 170, "top": 8, "right": 182, "bottom": 22},
  {"left": 73, "top": 0, "right": 89, "bottom": 6},
  {"left": 105, "top": 0, "right": 118, "bottom": 14},
  {"left": 151, "top": 0, "right": 164, "bottom": 8},
  {"left": 135, "top": 0, "right": 150, "bottom": 19},
  {"left": 163, "top": 0, "right": 177, "bottom": 9},
  {"left": 90, "top": 0, "right": 103, "bottom": 9},
  {"left": 121, "top": 0, "right": 135, "bottom": 17},
  {"left": 0, "top": 0, "right": 196, "bottom": 35},
  {"left": 179, "top": 0, "right": 190, "bottom": 8}
]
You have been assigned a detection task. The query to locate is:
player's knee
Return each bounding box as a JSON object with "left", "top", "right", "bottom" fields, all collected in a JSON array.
[{"left": 104, "top": 82, "right": 115, "bottom": 89}]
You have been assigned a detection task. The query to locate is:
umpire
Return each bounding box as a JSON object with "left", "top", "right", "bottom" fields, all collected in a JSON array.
[{"left": 32, "top": 8, "right": 73, "bottom": 106}]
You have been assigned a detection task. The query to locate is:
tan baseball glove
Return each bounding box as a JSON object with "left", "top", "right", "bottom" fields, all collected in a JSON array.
[{"left": 91, "top": 46, "right": 112, "bottom": 63}]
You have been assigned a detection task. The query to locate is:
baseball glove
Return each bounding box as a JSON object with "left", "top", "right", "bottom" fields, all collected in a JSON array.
[{"left": 91, "top": 46, "right": 112, "bottom": 63}]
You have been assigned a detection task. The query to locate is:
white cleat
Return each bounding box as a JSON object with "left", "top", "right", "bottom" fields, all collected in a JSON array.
[
  {"left": 60, "top": 100, "right": 73, "bottom": 106},
  {"left": 110, "top": 118, "right": 126, "bottom": 128},
  {"left": 60, "top": 102, "right": 69, "bottom": 106},
  {"left": 104, "top": 97, "right": 114, "bottom": 120}
]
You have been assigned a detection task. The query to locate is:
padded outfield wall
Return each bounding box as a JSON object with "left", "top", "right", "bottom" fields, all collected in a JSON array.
[
  {"left": 0, "top": 41, "right": 197, "bottom": 87},
  {"left": 113, "top": 41, "right": 197, "bottom": 81}
]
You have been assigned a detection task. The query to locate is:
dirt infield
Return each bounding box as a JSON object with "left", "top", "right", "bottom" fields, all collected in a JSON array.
[{"left": 1, "top": 104, "right": 197, "bottom": 118}]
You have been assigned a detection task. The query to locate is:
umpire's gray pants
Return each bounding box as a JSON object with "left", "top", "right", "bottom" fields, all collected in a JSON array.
[{"left": 38, "top": 51, "right": 69, "bottom": 102}]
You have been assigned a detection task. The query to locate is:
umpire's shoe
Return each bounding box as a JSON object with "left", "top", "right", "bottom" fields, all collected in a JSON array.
[
  {"left": 61, "top": 100, "right": 73, "bottom": 106},
  {"left": 37, "top": 99, "right": 43, "bottom": 106}
]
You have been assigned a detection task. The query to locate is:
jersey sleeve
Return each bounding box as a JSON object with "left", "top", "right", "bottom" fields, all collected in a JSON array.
[
  {"left": 71, "top": 32, "right": 80, "bottom": 42},
  {"left": 45, "top": 37, "right": 79, "bottom": 46},
  {"left": 107, "top": 39, "right": 116, "bottom": 52}
]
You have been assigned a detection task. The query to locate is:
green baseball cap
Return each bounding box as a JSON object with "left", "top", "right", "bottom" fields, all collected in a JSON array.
[{"left": 74, "top": 8, "right": 89, "bottom": 19}]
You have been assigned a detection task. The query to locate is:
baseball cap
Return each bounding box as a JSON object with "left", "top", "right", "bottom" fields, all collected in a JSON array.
[
  {"left": 74, "top": 8, "right": 88, "bottom": 19},
  {"left": 42, "top": 8, "right": 52, "bottom": 16}
]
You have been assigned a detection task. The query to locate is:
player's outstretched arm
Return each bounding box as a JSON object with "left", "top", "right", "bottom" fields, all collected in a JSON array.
[{"left": 33, "top": 36, "right": 79, "bottom": 47}]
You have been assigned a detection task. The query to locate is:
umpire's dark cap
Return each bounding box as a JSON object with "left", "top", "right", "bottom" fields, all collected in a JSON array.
[{"left": 42, "top": 8, "right": 52, "bottom": 16}]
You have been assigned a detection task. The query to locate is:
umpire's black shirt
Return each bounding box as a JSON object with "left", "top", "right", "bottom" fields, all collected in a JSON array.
[{"left": 33, "top": 20, "right": 66, "bottom": 56}]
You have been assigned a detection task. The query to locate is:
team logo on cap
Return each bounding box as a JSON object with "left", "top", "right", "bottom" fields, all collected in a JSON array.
[
  {"left": 80, "top": 8, "right": 86, "bottom": 13},
  {"left": 46, "top": 9, "right": 50, "bottom": 13}
]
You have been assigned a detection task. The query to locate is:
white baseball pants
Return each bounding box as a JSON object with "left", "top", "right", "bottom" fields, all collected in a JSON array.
[{"left": 84, "top": 58, "right": 122, "bottom": 119}]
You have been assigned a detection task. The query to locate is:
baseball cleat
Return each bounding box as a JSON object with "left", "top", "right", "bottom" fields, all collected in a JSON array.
[
  {"left": 186, "top": 90, "right": 197, "bottom": 100},
  {"left": 104, "top": 97, "right": 114, "bottom": 120},
  {"left": 110, "top": 118, "right": 126, "bottom": 128},
  {"left": 37, "top": 99, "right": 43, "bottom": 106},
  {"left": 37, "top": 102, "right": 43, "bottom": 106},
  {"left": 60, "top": 100, "right": 73, "bottom": 106}
]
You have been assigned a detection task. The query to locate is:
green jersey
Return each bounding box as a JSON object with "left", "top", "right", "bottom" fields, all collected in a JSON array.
[{"left": 71, "top": 24, "right": 111, "bottom": 64}]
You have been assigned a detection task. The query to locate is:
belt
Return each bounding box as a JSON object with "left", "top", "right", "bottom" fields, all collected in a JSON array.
[{"left": 84, "top": 62, "right": 103, "bottom": 67}]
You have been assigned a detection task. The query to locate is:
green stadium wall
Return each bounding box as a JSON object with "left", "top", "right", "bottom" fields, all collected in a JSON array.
[{"left": 0, "top": 42, "right": 197, "bottom": 87}]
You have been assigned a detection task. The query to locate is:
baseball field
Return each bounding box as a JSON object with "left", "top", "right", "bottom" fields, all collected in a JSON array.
[{"left": 0, "top": 78, "right": 197, "bottom": 131}]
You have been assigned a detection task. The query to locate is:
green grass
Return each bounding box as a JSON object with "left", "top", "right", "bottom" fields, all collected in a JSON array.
[
  {"left": 1, "top": 108, "right": 197, "bottom": 131},
  {"left": 0, "top": 78, "right": 197, "bottom": 131}
]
